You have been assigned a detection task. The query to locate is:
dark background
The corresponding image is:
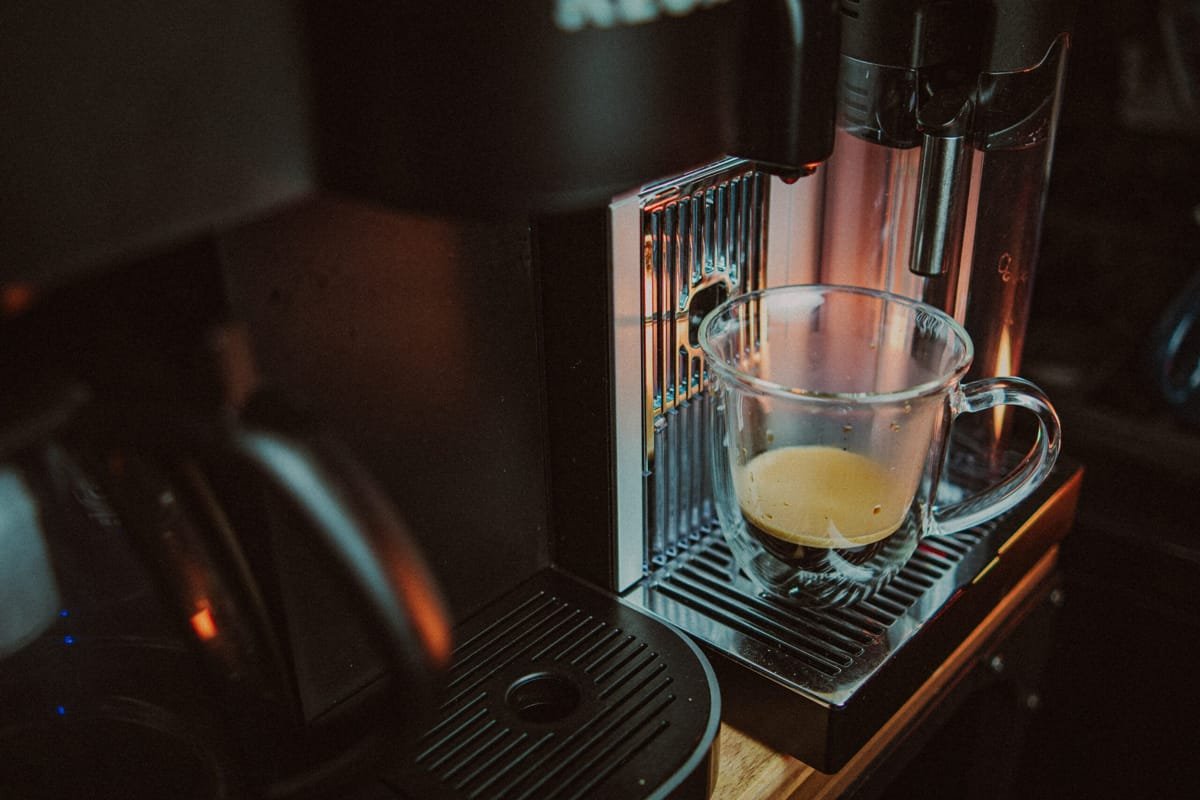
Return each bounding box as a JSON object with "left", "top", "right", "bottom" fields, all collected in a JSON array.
[
  {"left": 1017, "top": 1, "right": 1200, "bottom": 795},
  {"left": 890, "top": 1, "right": 1200, "bottom": 797}
]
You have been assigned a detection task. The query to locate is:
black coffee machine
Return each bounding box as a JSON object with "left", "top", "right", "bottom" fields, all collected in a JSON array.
[{"left": 2, "top": 2, "right": 1080, "bottom": 798}]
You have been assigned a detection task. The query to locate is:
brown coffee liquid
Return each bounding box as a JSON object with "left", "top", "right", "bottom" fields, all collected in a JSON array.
[
  {"left": 741, "top": 514, "right": 890, "bottom": 568},
  {"left": 735, "top": 446, "right": 908, "bottom": 568}
]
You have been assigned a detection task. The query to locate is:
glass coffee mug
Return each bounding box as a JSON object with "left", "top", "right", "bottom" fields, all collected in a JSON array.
[{"left": 698, "top": 285, "right": 1061, "bottom": 607}]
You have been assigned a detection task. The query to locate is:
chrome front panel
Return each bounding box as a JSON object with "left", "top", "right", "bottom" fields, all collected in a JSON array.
[{"left": 610, "top": 159, "right": 771, "bottom": 590}]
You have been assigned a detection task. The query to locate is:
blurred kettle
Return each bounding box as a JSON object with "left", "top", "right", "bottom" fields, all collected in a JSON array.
[{"left": 0, "top": 326, "right": 451, "bottom": 799}]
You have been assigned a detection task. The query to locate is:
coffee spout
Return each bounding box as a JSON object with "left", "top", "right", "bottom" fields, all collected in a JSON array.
[{"left": 909, "top": 87, "right": 974, "bottom": 304}]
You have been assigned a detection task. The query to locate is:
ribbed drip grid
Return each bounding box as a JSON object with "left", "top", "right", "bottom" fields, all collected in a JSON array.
[
  {"left": 629, "top": 457, "right": 1074, "bottom": 772},
  {"left": 387, "top": 570, "right": 719, "bottom": 800},
  {"left": 637, "top": 517, "right": 1000, "bottom": 706}
]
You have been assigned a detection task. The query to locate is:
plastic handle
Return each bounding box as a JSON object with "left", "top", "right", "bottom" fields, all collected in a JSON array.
[
  {"left": 228, "top": 427, "right": 452, "bottom": 682},
  {"left": 933, "top": 376, "right": 1062, "bottom": 534}
]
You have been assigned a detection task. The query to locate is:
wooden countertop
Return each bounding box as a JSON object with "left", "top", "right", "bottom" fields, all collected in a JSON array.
[{"left": 710, "top": 546, "right": 1060, "bottom": 799}]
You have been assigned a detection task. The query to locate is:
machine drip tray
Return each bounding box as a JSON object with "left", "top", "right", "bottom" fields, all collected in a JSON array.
[
  {"left": 385, "top": 569, "right": 720, "bottom": 800},
  {"left": 630, "top": 460, "right": 1083, "bottom": 773}
]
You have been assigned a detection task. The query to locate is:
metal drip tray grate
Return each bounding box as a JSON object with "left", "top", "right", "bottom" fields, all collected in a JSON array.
[
  {"left": 629, "top": 464, "right": 1079, "bottom": 772},
  {"left": 386, "top": 569, "right": 719, "bottom": 800},
  {"left": 651, "top": 529, "right": 991, "bottom": 693}
]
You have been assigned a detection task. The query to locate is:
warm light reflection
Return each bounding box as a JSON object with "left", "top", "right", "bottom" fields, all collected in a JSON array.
[
  {"left": 1, "top": 282, "right": 35, "bottom": 317},
  {"left": 190, "top": 607, "right": 218, "bottom": 641},
  {"left": 394, "top": 562, "right": 453, "bottom": 669},
  {"left": 405, "top": 568, "right": 456, "bottom": 671},
  {"left": 994, "top": 327, "right": 1014, "bottom": 441}
]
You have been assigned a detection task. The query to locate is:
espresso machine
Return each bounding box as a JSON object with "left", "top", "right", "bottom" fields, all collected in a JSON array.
[
  {"left": 540, "top": 0, "right": 1081, "bottom": 775},
  {"left": 2, "top": 1, "right": 1082, "bottom": 797}
]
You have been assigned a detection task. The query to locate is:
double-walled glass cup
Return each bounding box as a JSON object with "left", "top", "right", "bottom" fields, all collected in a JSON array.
[{"left": 698, "top": 285, "right": 1061, "bottom": 607}]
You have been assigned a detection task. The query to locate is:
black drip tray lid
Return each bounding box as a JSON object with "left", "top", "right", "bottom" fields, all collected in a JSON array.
[{"left": 385, "top": 568, "right": 720, "bottom": 800}]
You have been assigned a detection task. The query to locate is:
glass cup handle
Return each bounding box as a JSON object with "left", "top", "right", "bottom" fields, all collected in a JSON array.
[{"left": 932, "top": 376, "right": 1062, "bottom": 534}]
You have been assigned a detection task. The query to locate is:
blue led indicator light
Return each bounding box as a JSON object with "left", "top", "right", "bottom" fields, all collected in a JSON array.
[
  {"left": 59, "top": 609, "right": 70, "bottom": 618},
  {"left": 55, "top": 705, "right": 67, "bottom": 716},
  {"left": 63, "top": 635, "right": 76, "bottom": 646}
]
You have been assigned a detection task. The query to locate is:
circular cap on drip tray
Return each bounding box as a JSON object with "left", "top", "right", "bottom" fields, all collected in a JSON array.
[{"left": 386, "top": 569, "right": 720, "bottom": 800}]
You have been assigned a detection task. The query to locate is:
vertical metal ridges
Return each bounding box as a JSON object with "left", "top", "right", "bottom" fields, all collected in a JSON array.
[
  {"left": 641, "top": 165, "right": 768, "bottom": 570},
  {"left": 404, "top": 589, "right": 680, "bottom": 800}
]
